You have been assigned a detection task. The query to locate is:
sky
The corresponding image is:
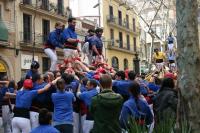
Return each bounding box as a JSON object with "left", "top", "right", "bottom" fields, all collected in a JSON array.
[{"left": 69, "top": 0, "right": 99, "bottom": 17}]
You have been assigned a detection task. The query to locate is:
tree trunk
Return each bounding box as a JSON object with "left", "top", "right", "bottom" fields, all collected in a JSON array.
[{"left": 176, "top": 0, "right": 200, "bottom": 132}]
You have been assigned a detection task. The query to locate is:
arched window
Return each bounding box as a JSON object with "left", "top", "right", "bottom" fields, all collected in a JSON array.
[
  {"left": 112, "top": 56, "right": 119, "bottom": 70},
  {"left": 124, "top": 59, "right": 128, "bottom": 70}
]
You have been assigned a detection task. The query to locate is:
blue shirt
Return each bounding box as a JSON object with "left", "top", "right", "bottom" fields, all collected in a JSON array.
[
  {"left": 167, "top": 36, "right": 174, "bottom": 44},
  {"left": 112, "top": 80, "right": 131, "bottom": 96},
  {"left": 31, "top": 125, "right": 60, "bottom": 133},
  {"left": 148, "top": 83, "right": 160, "bottom": 92},
  {"left": 15, "top": 90, "right": 38, "bottom": 109},
  {"left": 47, "top": 30, "right": 63, "bottom": 48},
  {"left": 119, "top": 96, "right": 153, "bottom": 128},
  {"left": 0, "top": 86, "right": 7, "bottom": 105},
  {"left": 79, "top": 88, "right": 98, "bottom": 107},
  {"left": 91, "top": 35, "right": 103, "bottom": 49},
  {"left": 52, "top": 91, "right": 75, "bottom": 125},
  {"left": 62, "top": 26, "right": 77, "bottom": 42},
  {"left": 32, "top": 82, "right": 49, "bottom": 103}
]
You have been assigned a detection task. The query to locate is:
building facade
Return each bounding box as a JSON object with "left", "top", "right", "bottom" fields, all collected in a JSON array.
[
  {"left": 102, "top": 0, "right": 140, "bottom": 70},
  {"left": 0, "top": 0, "right": 70, "bottom": 81}
]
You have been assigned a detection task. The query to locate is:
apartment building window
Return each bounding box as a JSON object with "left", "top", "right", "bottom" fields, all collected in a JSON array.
[
  {"left": 23, "top": 13, "right": 32, "bottom": 43},
  {"left": 42, "top": 57, "right": 50, "bottom": 73},
  {"left": 118, "top": 10, "right": 122, "bottom": 26},
  {"left": 57, "top": 0, "right": 64, "bottom": 15},
  {"left": 41, "top": 0, "right": 49, "bottom": 10},
  {"left": 42, "top": 19, "right": 50, "bottom": 43},
  {"left": 134, "top": 37, "right": 137, "bottom": 51},
  {"left": 112, "top": 56, "right": 119, "bottom": 70},
  {"left": 133, "top": 18, "right": 136, "bottom": 32},
  {"left": 126, "top": 35, "right": 130, "bottom": 50},
  {"left": 126, "top": 15, "right": 129, "bottom": 29},
  {"left": 124, "top": 59, "right": 128, "bottom": 70},
  {"left": 23, "top": 0, "right": 31, "bottom": 4},
  {"left": 119, "top": 32, "right": 123, "bottom": 48},
  {"left": 109, "top": 5, "right": 113, "bottom": 20},
  {"left": 110, "top": 29, "right": 114, "bottom": 46}
]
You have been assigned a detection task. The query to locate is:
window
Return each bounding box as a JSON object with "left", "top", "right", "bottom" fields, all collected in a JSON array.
[
  {"left": 23, "top": 0, "right": 31, "bottom": 4},
  {"left": 126, "top": 15, "right": 129, "bottom": 29},
  {"left": 110, "top": 29, "right": 114, "bottom": 46},
  {"left": 133, "top": 18, "right": 136, "bottom": 32},
  {"left": 42, "top": 19, "right": 50, "bottom": 43},
  {"left": 119, "top": 32, "right": 123, "bottom": 48},
  {"left": 57, "top": 0, "right": 64, "bottom": 15},
  {"left": 23, "top": 13, "right": 32, "bottom": 43},
  {"left": 126, "top": 35, "right": 130, "bottom": 50},
  {"left": 124, "top": 59, "right": 128, "bottom": 70},
  {"left": 109, "top": 5, "right": 113, "bottom": 19},
  {"left": 41, "top": 0, "right": 49, "bottom": 10},
  {"left": 134, "top": 37, "right": 137, "bottom": 51},
  {"left": 118, "top": 10, "right": 122, "bottom": 26},
  {"left": 42, "top": 57, "right": 50, "bottom": 73},
  {"left": 112, "top": 57, "right": 119, "bottom": 70}
]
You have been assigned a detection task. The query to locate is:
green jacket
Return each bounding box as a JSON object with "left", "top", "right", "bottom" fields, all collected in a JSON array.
[{"left": 90, "top": 89, "right": 123, "bottom": 133}]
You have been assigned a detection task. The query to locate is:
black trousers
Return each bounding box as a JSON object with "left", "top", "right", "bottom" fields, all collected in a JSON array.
[{"left": 55, "top": 124, "right": 73, "bottom": 133}]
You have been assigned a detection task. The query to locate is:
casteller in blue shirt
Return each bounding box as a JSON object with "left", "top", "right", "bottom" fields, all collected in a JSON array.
[
  {"left": 31, "top": 125, "right": 60, "bottom": 133},
  {"left": 52, "top": 91, "right": 75, "bottom": 125},
  {"left": 45, "top": 30, "right": 63, "bottom": 50},
  {"left": 120, "top": 96, "right": 153, "bottom": 128},
  {"left": 78, "top": 88, "right": 98, "bottom": 107},
  {"left": 62, "top": 26, "right": 78, "bottom": 49}
]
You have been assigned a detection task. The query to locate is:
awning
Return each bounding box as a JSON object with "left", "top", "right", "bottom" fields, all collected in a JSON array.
[
  {"left": 0, "top": 20, "right": 8, "bottom": 41},
  {"left": 0, "top": 62, "right": 7, "bottom": 72}
]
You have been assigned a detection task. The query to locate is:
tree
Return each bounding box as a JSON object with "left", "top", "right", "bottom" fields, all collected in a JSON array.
[{"left": 176, "top": 0, "right": 200, "bottom": 132}]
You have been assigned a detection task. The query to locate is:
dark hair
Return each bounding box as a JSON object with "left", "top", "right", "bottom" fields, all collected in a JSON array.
[
  {"left": 32, "top": 73, "right": 42, "bottom": 83},
  {"left": 115, "top": 70, "right": 125, "bottom": 80},
  {"left": 62, "top": 73, "right": 74, "bottom": 85},
  {"left": 39, "top": 108, "right": 52, "bottom": 125},
  {"left": 95, "top": 28, "right": 103, "bottom": 33},
  {"left": 8, "top": 80, "right": 16, "bottom": 89},
  {"left": 128, "top": 71, "right": 136, "bottom": 80},
  {"left": 88, "top": 29, "right": 95, "bottom": 33},
  {"left": 56, "top": 79, "right": 65, "bottom": 91},
  {"left": 99, "top": 74, "right": 112, "bottom": 89},
  {"left": 154, "top": 77, "right": 161, "bottom": 85},
  {"left": 68, "top": 17, "right": 76, "bottom": 23},
  {"left": 89, "top": 79, "right": 98, "bottom": 88},
  {"left": 129, "top": 81, "right": 140, "bottom": 98},
  {"left": 160, "top": 78, "right": 175, "bottom": 92}
]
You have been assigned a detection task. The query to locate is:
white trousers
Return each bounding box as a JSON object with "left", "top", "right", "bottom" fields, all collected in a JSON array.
[
  {"left": 168, "top": 43, "right": 174, "bottom": 51},
  {"left": 30, "top": 111, "right": 39, "bottom": 129},
  {"left": 83, "top": 120, "right": 94, "bottom": 133},
  {"left": 12, "top": 117, "right": 31, "bottom": 133},
  {"left": 2, "top": 105, "right": 13, "bottom": 133},
  {"left": 63, "top": 49, "right": 77, "bottom": 58},
  {"left": 44, "top": 48, "right": 58, "bottom": 71}
]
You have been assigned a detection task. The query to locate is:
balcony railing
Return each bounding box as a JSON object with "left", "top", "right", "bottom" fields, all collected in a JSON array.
[
  {"left": 107, "top": 42, "right": 136, "bottom": 55},
  {"left": 107, "top": 15, "right": 140, "bottom": 35},
  {"left": 19, "top": 0, "right": 67, "bottom": 21},
  {"left": 19, "top": 32, "right": 48, "bottom": 47}
]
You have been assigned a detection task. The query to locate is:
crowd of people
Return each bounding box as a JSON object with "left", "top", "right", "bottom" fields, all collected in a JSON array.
[
  {"left": 0, "top": 17, "right": 178, "bottom": 133},
  {"left": 0, "top": 59, "right": 178, "bottom": 133}
]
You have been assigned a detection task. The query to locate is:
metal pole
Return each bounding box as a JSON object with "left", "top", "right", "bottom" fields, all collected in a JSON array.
[
  {"left": 98, "top": 0, "right": 101, "bottom": 27},
  {"left": 32, "top": 0, "right": 37, "bottom": 61}
]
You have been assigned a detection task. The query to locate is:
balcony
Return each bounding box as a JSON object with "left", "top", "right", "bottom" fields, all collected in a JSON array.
[
  {"left": 19, "top": 32, "right": 44, "bottom": 47},
  {"left": 107, "top": 42, "right": 136, "bottom": 55},
  {"left": 19, "top": 0, "right": 67, "bottom": 22},
  {"left": 107, "top": 15, "right": 140, "bottom": 35}
]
